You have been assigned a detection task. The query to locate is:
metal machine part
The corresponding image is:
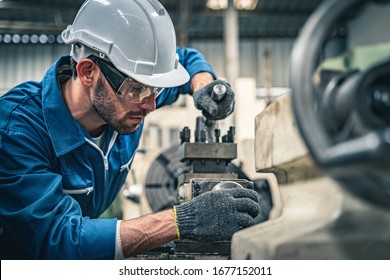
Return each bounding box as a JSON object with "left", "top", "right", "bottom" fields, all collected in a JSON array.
[
  {"left": 143, "top": 136, "right": 256, "bottom": 259},
  {"left": 176, "top": 121, "right": 259, "bottom": 258},
  {"left": 212, "top": 180, "right": 244, "bottom": 191},
  {"left": 195, "top": 83, "right": 228, "bottom": 143},
  {"left": 230, "top": 0, "right": 390, "bottom": 260},
  {"left": 232, "top": 177, "right": 390, "bottom": 260},
  {"left": 290, "top": 0, "right": 390, "bottom": 208},
  {"left": 144, "top": 145, "right": 250, "bottom": 212},
  {"left": 146, "top": 82, "right": 269, "bottom": 209},
  {"left": 143, "top": 119, "right": 271, "bottom": 259},
  {"left": 176, "top": 118, "right": 256, "bottom": 204},
  {"left": 184, "top": 178, "right": 252, "bottom": 201},
  {"left": 180, "top": 125, "right": 236, "bottom": 173},
  {"left": 145, "top": 145, "right": 189, "bottom": 212},
  {"left": 142, "top": 83, "right": 272, "bottom": 259},
  {"left": 211, "top": 84, "right": 227, "bottom": 101}
]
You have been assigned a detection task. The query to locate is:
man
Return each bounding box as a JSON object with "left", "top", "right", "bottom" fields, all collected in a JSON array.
[{"left": 0, "top": 0, "right": 261, "bottom": 259}]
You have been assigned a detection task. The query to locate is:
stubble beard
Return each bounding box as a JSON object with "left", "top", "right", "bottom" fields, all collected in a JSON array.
[{"left": 91, "top": 75, "right": 140, "bottom": 135}]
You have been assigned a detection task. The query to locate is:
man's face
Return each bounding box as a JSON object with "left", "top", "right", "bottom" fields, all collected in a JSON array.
[{"left": 91, "top": 74, "right": 156, "bottom": 134}]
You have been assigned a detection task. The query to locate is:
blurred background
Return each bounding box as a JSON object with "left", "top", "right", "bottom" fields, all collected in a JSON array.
[
  {"left": 1, "top": 0, "right": 390, "bottom": 259},
  {"left": 1, "top": 0, "right": 328, "bottom": 95},
  {"left": 1, "top": 0, "right": 389, "bottom": 213}
]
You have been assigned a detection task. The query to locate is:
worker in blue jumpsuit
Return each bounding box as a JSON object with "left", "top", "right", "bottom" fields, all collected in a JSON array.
[{"left": 0, "top": 0, "right": 261, "bottom": 259}]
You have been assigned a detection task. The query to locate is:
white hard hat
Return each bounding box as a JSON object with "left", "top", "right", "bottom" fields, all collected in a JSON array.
[{"left": 61, "top": 0, "right": 190, "bottom": 88}]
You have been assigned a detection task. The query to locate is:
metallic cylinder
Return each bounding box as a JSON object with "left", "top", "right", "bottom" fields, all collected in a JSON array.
[
  {"left": 212, "top": 181, "right": 244, "bottom": 191},
  {"left": 211, "top": 84, "right": 227, "bottom": 102}
]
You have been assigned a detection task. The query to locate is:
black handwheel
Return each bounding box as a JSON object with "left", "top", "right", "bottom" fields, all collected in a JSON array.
[{"left": 290, "top": 0, "right": 390, "bottom": 207}]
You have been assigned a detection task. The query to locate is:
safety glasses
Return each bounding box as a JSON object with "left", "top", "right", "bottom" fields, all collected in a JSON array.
[{"left": 89, "top": 55, "right": 163, "bottom": 103}]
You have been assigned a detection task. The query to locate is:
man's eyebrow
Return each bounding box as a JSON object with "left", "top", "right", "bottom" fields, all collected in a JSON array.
[{"left": 131, "top": 81, "right": 145, "bottom": 87}]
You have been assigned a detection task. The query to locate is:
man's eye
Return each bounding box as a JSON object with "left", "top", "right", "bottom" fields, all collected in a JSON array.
[{"left": 131, "top": 86, "right": 144, "bottom": 94}]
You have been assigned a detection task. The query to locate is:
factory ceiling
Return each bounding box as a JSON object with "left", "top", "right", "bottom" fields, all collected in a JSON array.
[{"left": 0, "top": 0, "right": 324, "bottom": 44}]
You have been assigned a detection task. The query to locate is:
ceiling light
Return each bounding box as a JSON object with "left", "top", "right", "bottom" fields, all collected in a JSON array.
[
  {"left": 39, "top": 34, "right": 48, "bottom": 44},
  {"left": 30, "top": 34, "right": 39, "bottom": 44},
  {"left": 47, "top": 34, "right": 56, "bottom": 44},
  {"left": 12, "top": 34, "right": 21, "bottom": 44},
  {"left": 3, "top": 34, "right": 11, "bottom": 44},
  {"left": 207, "top": 0, "right": 259, "bottom": 10},
  {"left": 233, "top": 0, "right": 259, "bottom": 10},
  {"left": 21, "top": 34, "right": 30, "bottom": 44},
  {"left": 0, "top": 33, "right": 65, "bottom": 44},
  {"left": 56, "top": 35, "right": 64, "bottom": 44},
  {"left": 207, "top": 0, "right": 228, "bottom": 10}
]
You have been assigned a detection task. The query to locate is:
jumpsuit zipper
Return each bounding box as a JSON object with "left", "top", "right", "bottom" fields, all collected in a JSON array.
[{"left": 84, "top": 131, "right": 118, "bottom": 206}]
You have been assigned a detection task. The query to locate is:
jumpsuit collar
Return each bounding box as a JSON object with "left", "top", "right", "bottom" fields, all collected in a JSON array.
[{"left": 41, "top": 56, "right": 88, "bottom": 157}]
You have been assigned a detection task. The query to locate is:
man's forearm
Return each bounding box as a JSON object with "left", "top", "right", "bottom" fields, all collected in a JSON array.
[
  {"left": 120, "top": 208, "right": 177, "bottom": 258},
  {"left": 190, "top": 72, "right": 214, "bottom": 94}
]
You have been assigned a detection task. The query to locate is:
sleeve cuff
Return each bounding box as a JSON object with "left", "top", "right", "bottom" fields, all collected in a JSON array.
[
  {"left": 115, "top": 220, "right": 125, "bottom": 260},
  {"left": 79, "top": 217, "right": 117, "bottom": 259}
]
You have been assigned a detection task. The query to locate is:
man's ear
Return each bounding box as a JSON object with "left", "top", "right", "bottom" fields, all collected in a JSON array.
[{"left": 76, "top": 58, "right": 98, "bottom": 87}]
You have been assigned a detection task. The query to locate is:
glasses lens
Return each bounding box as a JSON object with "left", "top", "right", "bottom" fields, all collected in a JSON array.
[
  {"left": 91, "top": 55, "right": 164, "bottom": 103},
  {"left": 117, "top": 78, "right": 163, "bottom": 103}
]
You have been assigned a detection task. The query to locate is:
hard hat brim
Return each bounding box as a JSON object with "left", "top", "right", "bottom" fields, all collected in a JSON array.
[{"left": 128, "top": 62, "right": 190, "bottom": 88}]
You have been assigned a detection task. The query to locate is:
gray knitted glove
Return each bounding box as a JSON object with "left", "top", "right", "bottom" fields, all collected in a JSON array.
[
  {"left": 193, "top": 79, "right": 235, "bottom": 120},
  {"left": 174, "top": 188, "right": 260, "bottom": 242}
]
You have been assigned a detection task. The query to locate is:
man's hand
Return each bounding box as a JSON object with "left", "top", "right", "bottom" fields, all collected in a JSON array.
[
  {"left": 192, "top": 78, "right": 235, "bottom": 121},
  {"left": 174, "top": 188, "right": 260, "bottom": 242},
  {"left": 119, "top": 188, "right": 262, "bottom": 257}
]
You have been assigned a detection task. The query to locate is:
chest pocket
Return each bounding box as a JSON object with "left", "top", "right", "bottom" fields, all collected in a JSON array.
[
  {"left": 61, "top": 168, "right": 94, "bottom": 211},
  {"left": 59, "top": 144, "right": 96, "bottom": 194}
]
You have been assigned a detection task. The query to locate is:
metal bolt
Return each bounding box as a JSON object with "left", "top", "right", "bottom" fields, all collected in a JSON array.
[
  {"left": 193, "top": 183, "right": 201, "bottom": 196},
  {"left": 193, "top": 184, "right": 201, "bottom": 192},
  {"left": 181, "top": 127, "right": 190, "bottom": 143},
  {"left": 215, "top": 128, "right": 221, "bottom": 143}
]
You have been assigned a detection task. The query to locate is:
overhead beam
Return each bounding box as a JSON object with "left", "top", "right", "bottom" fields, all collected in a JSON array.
[
  {"left": 201, "top": 9, "right": 316, "bottom": 17},
  {"left": 0, "top": 20, "right": 67, "bottom": 33},
  {"left": 0, "top": 1, "right": 81, "bottom": 10}
]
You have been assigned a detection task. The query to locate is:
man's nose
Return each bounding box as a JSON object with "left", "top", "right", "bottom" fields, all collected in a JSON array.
[{"left": 138, "top": 94, "right": 156, "bottom": 112}]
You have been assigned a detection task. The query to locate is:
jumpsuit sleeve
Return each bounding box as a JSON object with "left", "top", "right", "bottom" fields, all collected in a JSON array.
[
  {"left": 0, "top": 129, "right": 117, "bottom": 259},
  {"left": 156, "top": 47, "right": 217, "bottom": 108}
]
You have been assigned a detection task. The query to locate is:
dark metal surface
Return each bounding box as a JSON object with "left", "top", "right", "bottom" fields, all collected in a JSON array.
[
  {"left": 145, "top": 145, "right": 188, "bottom": 212},
  {"left": 290, "top": 0, "right": 390, "bottom": 207},
  {"left": 179, "top": 142, "right": 237, "bottom": 159},
  {"left": 145, "top": 144, "right": 246, "bottom": 212},
  {"left": 129, "top": 240, "right": 230, "bottom": 260},
  {"left": 190, "top": 178, "right": 253, "bottom": 198}
]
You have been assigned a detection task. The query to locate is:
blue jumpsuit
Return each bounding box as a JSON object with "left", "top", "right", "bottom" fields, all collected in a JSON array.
[{"left": 0, "top": 48, "right": 215, "bottom": 259}]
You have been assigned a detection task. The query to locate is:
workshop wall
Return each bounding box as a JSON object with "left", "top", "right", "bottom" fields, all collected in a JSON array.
[
  {"left": 0, "top": 44, "right": 69, "bottom": 94},
  {"left": 0, "top": 38, "right": 294, "bottom": 95},
  {"left": 190, "top": 38, "right": 294, "bottom": 88}
]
